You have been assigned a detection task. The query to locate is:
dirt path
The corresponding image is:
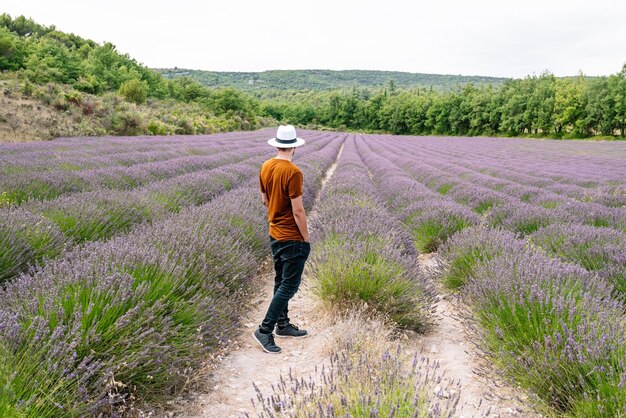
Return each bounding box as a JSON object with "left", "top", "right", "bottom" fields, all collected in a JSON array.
[
  {"left": 412, "top": 253, "right": 537, "bottom": 418},
  {"left": 181, "top": 277, "right": 334, "bottom": 418}
]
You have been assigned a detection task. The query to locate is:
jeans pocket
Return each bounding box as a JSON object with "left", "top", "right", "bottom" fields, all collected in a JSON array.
[{"left": 298, "top": 241, "right": 311, "bottom": 257}]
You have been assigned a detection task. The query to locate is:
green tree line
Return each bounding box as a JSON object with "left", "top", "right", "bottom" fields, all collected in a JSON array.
[{"left": 258, "top": 70, "right": 626, "bottom": 139}]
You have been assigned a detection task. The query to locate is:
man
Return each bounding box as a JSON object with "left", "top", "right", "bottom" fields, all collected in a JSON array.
[{"left": 253, "top": 125, "right": 310, "bottom": 354}]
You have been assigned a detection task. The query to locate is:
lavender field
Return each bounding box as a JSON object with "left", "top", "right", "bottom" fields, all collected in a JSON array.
[{"left": 1, "top": 131, "right": 625, "bottom": 417}]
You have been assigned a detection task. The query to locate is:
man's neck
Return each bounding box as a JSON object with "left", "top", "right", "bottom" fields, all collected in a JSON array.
[{"left": 275, "top": 152, "right": 292, "bottom": 161}]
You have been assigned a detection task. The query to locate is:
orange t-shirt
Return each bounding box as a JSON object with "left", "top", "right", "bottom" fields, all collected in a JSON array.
[{"left": 259, "top": 158, "right": 304, "bottom": 241}]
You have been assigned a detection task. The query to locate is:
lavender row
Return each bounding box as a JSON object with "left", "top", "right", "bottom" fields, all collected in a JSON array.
[
  {"left": 0, "top": 129, "right": 273, "bottom": 161},
  {"left": 1, "top": 131, "right": 335, "bottom": 206},
  {"left": 0, "top": 132, "right": 271, "bottom": 183},
  {"left": 384, "top": 135, "right": 626, "bottom": 208},
  {"left": 1, "top": 145, "right": 268, "bottom": 205},
  {"left": 0, "top": 132, "right": 342, "bottom": 282},
  {"left": 385, "top": 134, "right": 626, "bottom": 189},
  {"left": 358, "top": 135, "right": 626, "bottom": 298},
  {"left": 439, "top": 226, "right": 626, "bottom": 416},
  {"left": 309, "top": 136, "right": 434, "bottom": 330},
  {"left": 355, "top": 136, "right": 480, "bottom": 253},
  {"left": 0, "top": 187, "right": 269, "bottom": 416},
  {"left": 0, "top": 129, "right": 322, "bottom": 171},
  {"left": 363, "top": 137, "right": 626, "bottom": 233},
  {"left": 0, "top": 134, "right": 344, "bottom": 416},
  {"left": 0, "top": 154, "right": 268, "bottom": 283},
  {"left": 252, "top": 340, "right": 460, "bottom": 417},
  {"left": 530, "top": 223, "right": 626, "bottom": 296},
  {"left": 356, "top": 133, "right": 626, "bottom": 414}
]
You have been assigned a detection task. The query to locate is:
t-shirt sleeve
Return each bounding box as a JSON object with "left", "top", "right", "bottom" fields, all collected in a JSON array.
[
  {"left": 288, "top": 171, "right": 303, "bottom": 199},
  {"left": 259, "top": 170, "right": 266, "bottom": 193}
]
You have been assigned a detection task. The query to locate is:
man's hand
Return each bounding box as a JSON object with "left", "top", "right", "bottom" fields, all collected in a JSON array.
[
  {"left": 290, "top": 195, "right": 309, "bottom": 242},
  {"left": 261, "top": 192, "right": 268, "bottom": 208}
]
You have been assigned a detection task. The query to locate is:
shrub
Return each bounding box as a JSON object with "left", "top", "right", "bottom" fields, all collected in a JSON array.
[
  {"left": 118, "top": 78, "right": 147, "bottom": 105},
  {"left": 439, "top": 227, "right": 526, "bottom": 289},
  {"left": 0, "top": 209, "right": 68, "bottom": 282},
  {"left": 407, "top": 211, "right": 475, "bottom": 253},
  {"left": 110, "top": 109, "right": 145, "bottom": 136},
  {"left": 20, "top": 80, "right": 35, "bottom": 97},
  {"left": 310, "top": 233, "right": 428, "bottom": 329},
  {"left": 531, "top": 223, "right": 626, "bottom": 295}
]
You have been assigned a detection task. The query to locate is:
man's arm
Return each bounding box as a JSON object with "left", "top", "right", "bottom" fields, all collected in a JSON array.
[
  {"left": 290, "top": 195, "right": 309, "bottom": 242},
  {"left": 261, "top": 192, "right": 268, "bottom": 208}
]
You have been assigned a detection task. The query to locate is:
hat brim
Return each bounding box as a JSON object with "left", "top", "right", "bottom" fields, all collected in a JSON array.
[{"left": 267, "top": 137, "right": 306, "bottom": 148}]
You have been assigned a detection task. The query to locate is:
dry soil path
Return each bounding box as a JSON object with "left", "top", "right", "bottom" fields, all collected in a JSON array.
[{"left": 412, "top": 254, "right": 538, "bottom": 418}]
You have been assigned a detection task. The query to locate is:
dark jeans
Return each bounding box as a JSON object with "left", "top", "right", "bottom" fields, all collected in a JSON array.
[{"left": 260, "top": 236, "right": 310, "bottom": 333}]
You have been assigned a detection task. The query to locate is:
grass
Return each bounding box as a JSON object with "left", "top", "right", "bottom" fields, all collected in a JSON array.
[
  {"left": 409, "top": 215, "right": 472, "bottom": 253},
  {"left": 437, "top": 183, "right": 454, "bottom": 195},
  {"left": 42, "top": 206, "right": 147, "bottom": 243},
  {"left": 439, "top": 227, "right": 526, "bottom": 290},
  {"left": 310, "top": 234, "right": 427, "bottom": 330},
  {"left": 540, "top": 200, "right": 560, "bottom": 209},
  {"left": 1, "top": 185, "right": 59, "bottom": 206},
  {"left": 473, "top": 199, "right": 495, "bottom": 214},
  {"left": 443, "top": 248, "right": 485, "bottom": 289}
]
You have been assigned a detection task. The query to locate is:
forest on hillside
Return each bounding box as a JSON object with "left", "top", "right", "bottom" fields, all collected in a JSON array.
[
  {"left": 156, "top": 68, "right": 508, "bottom": 91},
  {"left": 1, "top": 13, "right": 625, "bottom": 140}
]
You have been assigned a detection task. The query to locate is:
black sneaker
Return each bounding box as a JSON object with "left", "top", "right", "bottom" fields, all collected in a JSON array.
[
  {"left": 275, "top": 324, "right": 308, "bottom": 338},
  {"left": 253, "top": 328, "right": 281, "bottom": 353}
]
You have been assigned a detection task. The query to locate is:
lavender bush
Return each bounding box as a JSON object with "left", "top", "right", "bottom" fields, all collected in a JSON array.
[
  {"left": 438, "top": 227, "right": 527, "bottom": 289},
  {"left": 467, "top": 251, "right": 626, "bottom": 415},
  {"left": 309, "top": 138, "right": 433, "bottom": 330},
  {"left": 252, "top": 342, "right": 460, "bottom": 418},
  {"left": 531, "top": 223, "right": 626, "bottom": 295},
  {"left": 0, "top": 208, "right": 68, "bottom": 282}
]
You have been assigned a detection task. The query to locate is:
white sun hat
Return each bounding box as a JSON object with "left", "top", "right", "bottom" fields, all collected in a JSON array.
[{"left": 267, "top": 125, "right": 306, "bottom": 148}]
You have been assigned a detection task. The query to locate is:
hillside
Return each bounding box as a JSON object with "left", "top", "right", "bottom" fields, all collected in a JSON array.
[
  {"left": 154, "top": 68, "right": 509, "bottom": 91},
  {"left": 0, "top": 14, "right": 268, "bottom": 142}
]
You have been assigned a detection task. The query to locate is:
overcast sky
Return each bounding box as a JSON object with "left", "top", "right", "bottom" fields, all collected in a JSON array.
[{"left": 3, "top": 0, "right": 625, "bottom": 78}]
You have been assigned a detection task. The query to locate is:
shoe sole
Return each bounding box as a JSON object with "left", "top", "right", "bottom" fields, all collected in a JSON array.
[
  {"left": 274, "top": 333, "right": 309, "bottom": 338},
  {"left": 252, "top": 332, "right": 281, "bottom": 354}
]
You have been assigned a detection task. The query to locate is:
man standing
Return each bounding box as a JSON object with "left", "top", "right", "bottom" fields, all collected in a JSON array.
[{"left": 254, "top": 125, "right": 310, "bottom": 354}]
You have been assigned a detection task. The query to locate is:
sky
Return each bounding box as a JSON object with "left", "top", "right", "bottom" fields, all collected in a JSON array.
[{"left": 2, "top": 0, "right": 625, "bottom": 78}]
